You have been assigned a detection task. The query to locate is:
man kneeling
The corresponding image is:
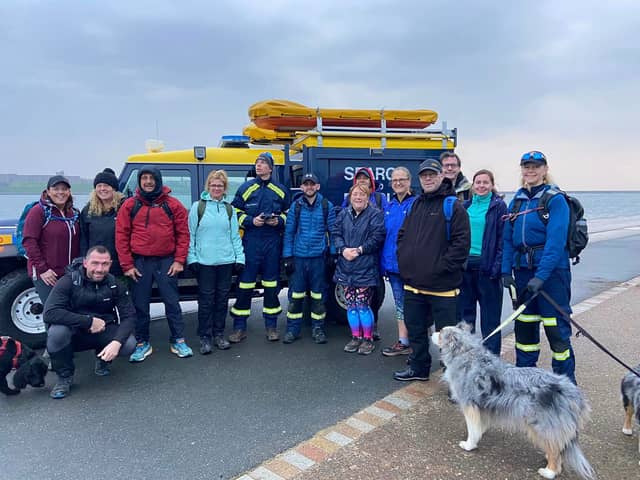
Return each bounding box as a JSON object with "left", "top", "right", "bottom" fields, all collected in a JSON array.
[{"left": 44, "top": 246, "right": 136, "bottom": 399}]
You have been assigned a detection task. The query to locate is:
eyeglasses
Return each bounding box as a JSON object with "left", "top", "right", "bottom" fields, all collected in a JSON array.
[
  {"left": 520, "top": 151, "right": 546, "bottom": 162},
  {"left": 442, "top": 163, "right": 458, "bottom": 169},
  {"left": 391, "top": 178, "right": 410, "bottom": 184},
  {"left": 209, "top": 184, "right": 225, "bottom": 189}
]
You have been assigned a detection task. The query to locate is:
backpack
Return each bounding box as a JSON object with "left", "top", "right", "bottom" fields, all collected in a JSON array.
[
  {"left": 130, "top": 198, "right": 173, "bottom": 221},
  {"left": 14, "top": 202, "right": 79, "bottom": 258},
  {"left": 510, "top": 187, "right": 588, "bottom": 265},
  {"left": 196, "top": 199, "right": 233, "bottom": 228},
  {"left": 443, "top": 195, "right": 457, "bottom": 241}
]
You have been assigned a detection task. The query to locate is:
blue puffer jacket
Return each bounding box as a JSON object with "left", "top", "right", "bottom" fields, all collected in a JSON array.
[
  {"left": 463, "top": 192, "right": 507, "bottom": 279},
  {"left": 187, "top": 192, "right": 245, "bottom": 266},
  {"left": 331, "top": 205, "right": 385, "bottom": 287},
  {"left": 501, "top": 184, "right": 570, "bottom": 281},
  {"left": 282, "top": 193, "right": 336, "bottom": 258},
  {"left": 381, "top": 193, "right": 416, "bottom": 275}
]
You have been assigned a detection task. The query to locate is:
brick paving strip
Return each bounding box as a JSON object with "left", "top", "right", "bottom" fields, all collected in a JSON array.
[{"left": 234, "top": 275, "right": 640, "bottom": 480}]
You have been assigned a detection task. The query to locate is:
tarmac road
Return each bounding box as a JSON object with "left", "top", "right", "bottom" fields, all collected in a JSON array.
[{"left": 2, "top": 233, "right": 639, "bottom": 480}]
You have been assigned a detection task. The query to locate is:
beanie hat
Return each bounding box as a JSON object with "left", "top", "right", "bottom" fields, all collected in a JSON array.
[
  {"left": 94, "top": 168, "right": 119, "bottom": 190},
  {"left": 256, "top": 152, "right": 274, "bottom": 170}
]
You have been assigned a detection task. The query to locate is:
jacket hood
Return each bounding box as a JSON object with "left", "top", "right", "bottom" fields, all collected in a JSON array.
[
  {"left": 40, "top": 190, "right": 75, "bottom": 213},
  {"left": 135, "top": 185, "right": 172, "bottom": 204},
  {"left": 353, "top": 167, "right": 377, "bottom": 193},
  {"left": 138, "top": 166, "right": 164, "bottom": 202}
]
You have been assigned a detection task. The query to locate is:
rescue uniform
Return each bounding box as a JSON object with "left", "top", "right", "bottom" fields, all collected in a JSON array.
[
  {"left": 502, "top": 183, "right": 576, "bottom": 383},
  {"left": 230, "top": 176, "right": 290, "bottom": 331}
]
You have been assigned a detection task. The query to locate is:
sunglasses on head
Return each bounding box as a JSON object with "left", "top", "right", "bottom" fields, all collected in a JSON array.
[{"left": 520, "top": 151, "right": 546, "bottom": 162}]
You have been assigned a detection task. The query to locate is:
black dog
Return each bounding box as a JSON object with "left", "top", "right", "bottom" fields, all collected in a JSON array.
[{"left": 0, "top": 336, "right": 48, "bottom": 395}]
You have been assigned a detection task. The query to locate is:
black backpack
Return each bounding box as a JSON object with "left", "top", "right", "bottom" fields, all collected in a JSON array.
[
  {"left": 510, "top": 187, "right": 588, "bottom": 265},
  {"left": 130, "top": 198, "right": 173, "bottom": 221}
]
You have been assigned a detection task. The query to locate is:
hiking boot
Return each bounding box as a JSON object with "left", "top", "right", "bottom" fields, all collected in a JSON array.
[
  {"left": 228, "top": 330, "right": 247, "bottom": 343},
  {"left": 266, "top": 328, "right": 280, "bottom": 342},
  {"left": 357, "top": 339, "right": 375, "bottom": 355},
  {"left": 344, "top": 336, "right": 362, "bottom": 353},
  {"left": 214, "top": 335, "right": 231, "bottom": 350},
  {"left": 129, "top": 342, "right": 153, "bottom": 362},
  {"left": 312, "top": 327, "right": 327, "bottom": 344},
  {"left": 382, "top": 341, "right": 412, "bottom": 357},
  {"left": 170, "top": 340, "right": 193, "bottom": 358},
  {"left": 199, "top": 337, "right": 213, "bottom": 355},
  {"left": 50, "top": 375, "right": 73, "bottom": 399},
  {"left": 393, "top": 367, "right": 429, "bottom": 382},
  {"left": 282, "top": 331, "right": 299, "bottom": 344},
  {"left": 94, "top": 359, "right": 111, "bottom": 376}
]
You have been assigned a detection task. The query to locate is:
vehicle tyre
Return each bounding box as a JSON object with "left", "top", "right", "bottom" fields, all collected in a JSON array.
[
  {"left": 326, "top": 281, "right": 386, "bottom": 325},
  {"left": 0, "top": 268, "right": 47, "bottom": 348}
]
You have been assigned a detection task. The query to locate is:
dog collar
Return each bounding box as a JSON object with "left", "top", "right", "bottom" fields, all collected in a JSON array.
[{"left": 0, "top": 336, "right": 21, "bottom": 370}]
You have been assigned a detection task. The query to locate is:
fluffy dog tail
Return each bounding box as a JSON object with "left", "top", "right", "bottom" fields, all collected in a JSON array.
[{"left": 562, "top": 437, "right": 595, "bottom": 479}]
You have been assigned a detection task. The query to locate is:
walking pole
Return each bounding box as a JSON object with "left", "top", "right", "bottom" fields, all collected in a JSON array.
[
  {"left": 539, "top": 289, "right": 640, "bottom": 378},
  {"left": 483, "top": 291, "right": 539, "bottom": 343}
]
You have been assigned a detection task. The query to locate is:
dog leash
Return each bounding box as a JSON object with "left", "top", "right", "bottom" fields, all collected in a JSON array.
[
  {"left": 538, "top": 289, "right": 640, "bottom": 379},
  {"left": 483, "top": 291, "right": 539, "bottom": 343}
]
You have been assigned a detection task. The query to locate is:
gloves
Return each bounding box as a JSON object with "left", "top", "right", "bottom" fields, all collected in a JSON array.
[
  {"left": 233, "top": 263, "right": 245, "bottom": 275},
  {"left": 527, "top": 277, "right": 544, "bottom": 293},
  {"left": 189, "top": 262, "right": 200, "bottom": 276},
  {"left": 501, "top": 274, "right": 516, "bottom": 290},
  {"left": 283, "top": 257, "right": 295, "bottom": 276}
]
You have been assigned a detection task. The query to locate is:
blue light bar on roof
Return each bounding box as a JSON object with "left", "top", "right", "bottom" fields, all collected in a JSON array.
[{"left": 219, "top": 135, "right": 250, "bottom": 148}]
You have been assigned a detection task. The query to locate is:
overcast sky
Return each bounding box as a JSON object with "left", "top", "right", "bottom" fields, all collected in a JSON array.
[{"left": 1, "top": 0, "right": 638, "bottom": 190}]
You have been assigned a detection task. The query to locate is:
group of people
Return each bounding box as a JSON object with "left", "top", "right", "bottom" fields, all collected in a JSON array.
[{"left": 21, "top": 147, "right": 577, "bottom": 399}]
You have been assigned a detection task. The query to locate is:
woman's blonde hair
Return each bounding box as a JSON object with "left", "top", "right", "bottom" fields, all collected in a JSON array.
[
  {"left": 349, "top": 183, "right": 371, "bottom": 198},
  {"left": 87, "top": 189, "right": 124, "bottom": 216},
  {"left": 205, "top": 169, "right": 228, "bottom": 193}
]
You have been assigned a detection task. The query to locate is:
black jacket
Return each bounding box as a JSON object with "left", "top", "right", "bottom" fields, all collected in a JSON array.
[
  {"left": 397, "top": 179, "right": 470, "bottom": 291},
  {"left": 79, "top": 204, "right": 123, "bottom": 276},
  {"left": 331, "top": 205, "right": 385, "bottom": 287},
  {"left": 43, "top": 266, "right": 135, "bottom": 344}
]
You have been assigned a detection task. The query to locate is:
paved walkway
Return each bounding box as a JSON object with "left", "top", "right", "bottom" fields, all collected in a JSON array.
[{"left": 237, "top": 276, "right": 640, "bottom": 479}]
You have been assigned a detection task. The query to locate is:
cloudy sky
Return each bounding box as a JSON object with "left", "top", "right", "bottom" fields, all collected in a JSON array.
[{"left": 1, "top": 0, "right": 638, "bottom": 190}]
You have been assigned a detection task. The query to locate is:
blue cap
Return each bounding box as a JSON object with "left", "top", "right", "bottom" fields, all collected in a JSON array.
[
  {"left": 520, "top": 150, "right": 547, "bottom": 165},
  {"left": 301, "top": 172, "right": 319, "bottom": 184}
]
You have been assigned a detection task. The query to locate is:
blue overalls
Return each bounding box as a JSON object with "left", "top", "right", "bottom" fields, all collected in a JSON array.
[
  {"left": 230, "top": 177, "right": 290, "bottom": 330},
  {"left": 502, "top": 184, "right": 576, "bottom": 383}
]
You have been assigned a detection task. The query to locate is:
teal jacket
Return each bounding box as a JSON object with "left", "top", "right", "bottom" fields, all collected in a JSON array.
[{"left": 187, "top": 192, "right": 245, "bottom": 266}]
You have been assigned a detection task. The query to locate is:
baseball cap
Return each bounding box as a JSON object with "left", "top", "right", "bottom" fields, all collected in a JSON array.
[
  {"left": 520, "top": 151, "right": 547, "bottom": 165},
  {"left": 47, "top": 175, "right": 71, "bottom": 189},
  {"left": 418, "top": 159, "right": 442, "bottom": 175},
  {"left": 301, "top": 172, "right": 319, "bottom": 184}
]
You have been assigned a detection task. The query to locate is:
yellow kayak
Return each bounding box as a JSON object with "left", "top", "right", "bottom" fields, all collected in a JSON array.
[{"left": 249, "top": 99, "right": 438, "bottom": 131}]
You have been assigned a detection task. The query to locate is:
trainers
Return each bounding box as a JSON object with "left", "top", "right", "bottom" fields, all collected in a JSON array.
[
  {"left": 358, "top": 339, "right": 375, "bottom": 355},
  {"left": 214, "top": 335, "right": 231, "bottom": 350},
  {"left": 199, "top": 337, "right": 213, "bottom": 355},
  {"left": 393, "top": 367, "right": 429, "bottom": 382},
  {"left": 382, "top": 341, "right": 412, "bottom": 357},
  {"left": 50, "top": 375, "right": 73, "bottom": 399},
  {"left": 170, "top": 340, "right": 193, "bottom": 358},
  {"left": 94, "top": 359, "right": 111, "bottom": 376},
  {"left": 312, "top": 327, "right": 327, "bottom": 344},
  {"left": 282, "top": 331, "right": 299, "bottom": 344},
  {"left": 266, "top": 328, "right": 280, "bottom": 342},
  {"left": 228, "top": 330, "right": 247, "bottom": 343},
  {"left": 344, "top": 336, "right": 362, "bottom": 353},
  {"left": 129, "top": 342, "right": 153, "bottom": 362}
]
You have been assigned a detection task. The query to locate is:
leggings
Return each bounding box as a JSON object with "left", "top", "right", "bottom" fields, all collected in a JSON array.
[{"left": 344, "top": 286, "right": 374, "bottom": 340}]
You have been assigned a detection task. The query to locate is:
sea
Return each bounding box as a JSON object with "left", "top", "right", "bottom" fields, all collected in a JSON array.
[{"left": 1, "top": 192, "right": 639, "bottom": 222}]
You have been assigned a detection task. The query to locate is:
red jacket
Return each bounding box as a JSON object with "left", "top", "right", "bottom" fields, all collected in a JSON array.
[
  {"left": 115, "top": 186, "right": 190, "bottom": 272},
  {"left": 22, "top": 192, "right": 80, "bottom": 279}
]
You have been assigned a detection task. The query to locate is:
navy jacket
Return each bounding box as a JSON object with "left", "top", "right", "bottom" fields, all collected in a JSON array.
[
  {"left": 232, "top": 176, "right": 290, "bottom": 241},
  {"left": 283, "top": 193, "right": 336, "bottom": 258},
  {"left": 463, "top": 193, "right": 507, "bottom": 279},
  {"left": 331, "top": 205, "right": 385, "bottom": 287}
]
